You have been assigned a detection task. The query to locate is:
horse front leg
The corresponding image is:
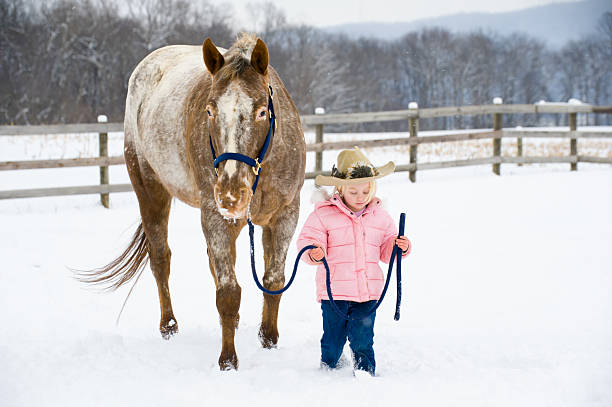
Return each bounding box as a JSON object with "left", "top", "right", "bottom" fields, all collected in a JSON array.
[
  {"left": 259, "top": 198, "right": 300, "bottom": 348},
  {"left": 216, "top": 279, "right": 241, "bottom": 370},
  {"left": 202, "top": 210, "right": 244, "bottom": 370}
]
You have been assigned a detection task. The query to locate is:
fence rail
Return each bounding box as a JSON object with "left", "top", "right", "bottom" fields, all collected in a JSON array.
[
  {"left": 2, "top": 104, "right": 611, "bottom": 137},
  {"left": 1, "top": 101, "right": 611, "bottom": 204}
]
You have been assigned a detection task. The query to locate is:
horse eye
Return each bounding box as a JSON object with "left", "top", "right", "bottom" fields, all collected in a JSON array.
[
  {"left": 206, "top": 109, "right": 213, "bottom": 117},
  {"left": 258, "top": 110, "right": 266, "bottom": 117}
]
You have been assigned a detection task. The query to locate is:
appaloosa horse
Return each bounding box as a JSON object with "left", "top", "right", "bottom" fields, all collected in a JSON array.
[{"left": 81, "top": 33, "right": 305, "bottom": 370}]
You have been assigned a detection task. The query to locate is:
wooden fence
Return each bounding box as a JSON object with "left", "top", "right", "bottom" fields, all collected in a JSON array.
[{"left": 1, "top": 101, "right": 611, "bottom": 207}]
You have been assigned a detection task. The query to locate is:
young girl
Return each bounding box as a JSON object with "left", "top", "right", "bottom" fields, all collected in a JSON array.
[{"left": 296, "top": 147, "right": 411, "bottom": 376}]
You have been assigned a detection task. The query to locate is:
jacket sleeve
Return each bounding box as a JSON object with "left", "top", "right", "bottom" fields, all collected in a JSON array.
[
  {"left": 379, "top": 210, "right": 411, "bottom": 263},
  {"left": 296, "top": 209, "right": 328, "bottom": 265}
]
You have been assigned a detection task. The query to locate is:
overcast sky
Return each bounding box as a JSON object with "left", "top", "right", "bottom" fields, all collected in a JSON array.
[{"left": 228, "top": 0, "right": 581, "bottom": 29}]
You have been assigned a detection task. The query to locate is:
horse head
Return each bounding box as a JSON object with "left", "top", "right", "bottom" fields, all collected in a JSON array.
[{"left": 202, "top": 35, "right": 272, "bottom": 220}]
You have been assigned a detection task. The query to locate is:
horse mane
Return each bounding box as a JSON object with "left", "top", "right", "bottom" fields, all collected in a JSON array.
[{"left": 217, "top": 33, "right": 259, "bottom": 82}]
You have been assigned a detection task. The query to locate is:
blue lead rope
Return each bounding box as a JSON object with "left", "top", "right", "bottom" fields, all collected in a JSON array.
[
  {"left": 394, "top": 213, "right": 405, "bottom": 321},
  {"left": 323, "top": 212, "right": 405, "bottom": 321},
  {"left": 250, "top": 213, "right": 406, "bottom": 321},
  {"left": 248, "top": 218, "right": 309, "bottom": 295}
]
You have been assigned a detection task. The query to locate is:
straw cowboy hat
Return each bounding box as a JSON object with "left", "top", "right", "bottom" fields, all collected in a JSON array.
[{"left": 315, "top": 147, "right": 395, "bottom": 187}]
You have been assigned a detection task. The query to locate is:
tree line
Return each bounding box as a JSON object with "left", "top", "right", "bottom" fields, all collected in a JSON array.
[{"left": 1, "top": 0, "right": 610, "bottom": 130}]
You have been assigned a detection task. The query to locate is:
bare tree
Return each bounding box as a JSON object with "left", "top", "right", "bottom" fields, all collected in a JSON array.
[
  {"left": 245, "top": 1, "right": 287, "bottom": 36},
  {"left": 496, "top": 33, "right": 549, "bottom": 126},
  {"left": 264, "top": 26, "right": 355, "bottom": 118},
  {"left": 598, "top": 12, "right": 612, "bottom": 47},
  {"left": 0, "top": 0, "right": 32, "bottom": 123},
  {"left": 126, "top": 0, "right": 193, "bottom": 51},
  {"left": 556, "top": 34, "right": 611, "bottom": 124}
]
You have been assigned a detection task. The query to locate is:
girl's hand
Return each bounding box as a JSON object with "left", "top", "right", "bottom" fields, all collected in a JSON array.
[
  {"left": 309, "top": 245, "right": 325, "bottom": 262},
  {"left": 395, "top": 236, "right": 411, "bottom": 254}
]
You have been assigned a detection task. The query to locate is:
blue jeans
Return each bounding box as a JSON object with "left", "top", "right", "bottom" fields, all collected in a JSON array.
[{"left": 320, "top": 300, "right": 376, "bottom": 374}]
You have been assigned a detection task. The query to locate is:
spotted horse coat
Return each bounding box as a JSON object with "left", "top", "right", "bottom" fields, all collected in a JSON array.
[{"left": 80, "top": 33, "right": 306, "bottom": 370}]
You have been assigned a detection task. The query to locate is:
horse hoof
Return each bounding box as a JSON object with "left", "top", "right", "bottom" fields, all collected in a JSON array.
[
  {"left": 160, "top": 318, "right": 179, "bottom": 340},
  {"left": 219, "top": 354, "right": 238, "bottom": 371},
  {"left": 258, "top": 326, "right": 278, "bottom": 349}
]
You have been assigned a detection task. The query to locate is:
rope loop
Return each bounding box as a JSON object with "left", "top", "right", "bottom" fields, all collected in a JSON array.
[{"left": 249, "top": 213, "right": 406, "bottom": 321}]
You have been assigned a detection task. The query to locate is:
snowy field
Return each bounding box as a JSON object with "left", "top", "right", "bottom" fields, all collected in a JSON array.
[{"left": 1, "top": 132, "right": 612, "bottom": 406}]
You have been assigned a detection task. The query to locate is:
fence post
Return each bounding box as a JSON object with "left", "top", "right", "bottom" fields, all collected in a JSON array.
[
  {"left": 569, "top": 110, "right": 577, "bottom": 172},
  {"left": 408, "top": 102, "right": 419, "bottom": 183},
  {"left": 98, "top": 115, "right": 109, "bottom": 208},
  {"left": 314, "top": 107, "right": 325, "bottom": 173},
  {"left": 492, "top": 97, "right": 503, "bottom": 175},
  {"left": 517, "top": 136, "right": 523, "bottom": 167},
  {"left": 517, "top": 99, "right": 525, "bottom": 166}
]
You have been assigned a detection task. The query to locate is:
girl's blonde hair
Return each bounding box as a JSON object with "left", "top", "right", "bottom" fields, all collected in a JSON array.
[{"left": 334, "top": 180, "right": 377, "bottom": 204}]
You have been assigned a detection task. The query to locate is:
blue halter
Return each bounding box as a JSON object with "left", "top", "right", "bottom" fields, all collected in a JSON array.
[{"left": 209, "top": 85, "right": 276, "bottom": 195}]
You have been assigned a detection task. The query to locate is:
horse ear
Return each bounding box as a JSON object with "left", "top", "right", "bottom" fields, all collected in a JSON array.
[
  {"left": 250, "top": 38, "right": 269, "bottom": 75},
  {"left": 203, "top": 37, "right": 225, "bottom": 75}
]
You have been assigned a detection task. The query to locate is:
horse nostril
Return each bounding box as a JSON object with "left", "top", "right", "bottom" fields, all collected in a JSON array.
[
  {"left": 216, "top": 190, "right": 239, "bottom": 210},
  {"left": 214, "top": 188, "right": 226, "bottom": 203}
]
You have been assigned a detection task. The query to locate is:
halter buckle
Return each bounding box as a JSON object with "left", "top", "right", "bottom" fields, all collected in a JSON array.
[{"left": 252, "top": 158, "right": 261, "bottom": 176}]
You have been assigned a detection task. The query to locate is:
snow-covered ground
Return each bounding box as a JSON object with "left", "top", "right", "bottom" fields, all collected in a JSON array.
[{"left": 1, "top": 132, "right": 611, "bottom": 406}]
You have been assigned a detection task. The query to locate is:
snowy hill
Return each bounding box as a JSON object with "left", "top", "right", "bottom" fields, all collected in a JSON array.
[{"left": 324, "top": 0, "right": 610, "bottom": 48}]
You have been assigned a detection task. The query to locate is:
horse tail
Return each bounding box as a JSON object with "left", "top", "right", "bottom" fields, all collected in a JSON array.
[{"left": 75, "top": 222, "right": 149, "bottom": 291}]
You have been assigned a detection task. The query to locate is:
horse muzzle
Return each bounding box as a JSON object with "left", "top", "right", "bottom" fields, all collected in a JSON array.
[{"left": 214, "top": 183, "right": 252, "bottom": 220}]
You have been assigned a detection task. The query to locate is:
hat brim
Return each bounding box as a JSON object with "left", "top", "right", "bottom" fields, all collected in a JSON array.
[{"left": 315, "top": 162, "right": 395, "bottom": 187}]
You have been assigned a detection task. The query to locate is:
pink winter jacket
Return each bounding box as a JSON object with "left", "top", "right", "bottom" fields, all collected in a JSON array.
[{"left": 296, "top": 193, "right": 411, "bottom": 303}]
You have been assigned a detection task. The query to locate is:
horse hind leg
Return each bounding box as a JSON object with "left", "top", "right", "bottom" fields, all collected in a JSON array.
[{"left": 125, "top": 142, "right": 178, "bottom": 339}]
